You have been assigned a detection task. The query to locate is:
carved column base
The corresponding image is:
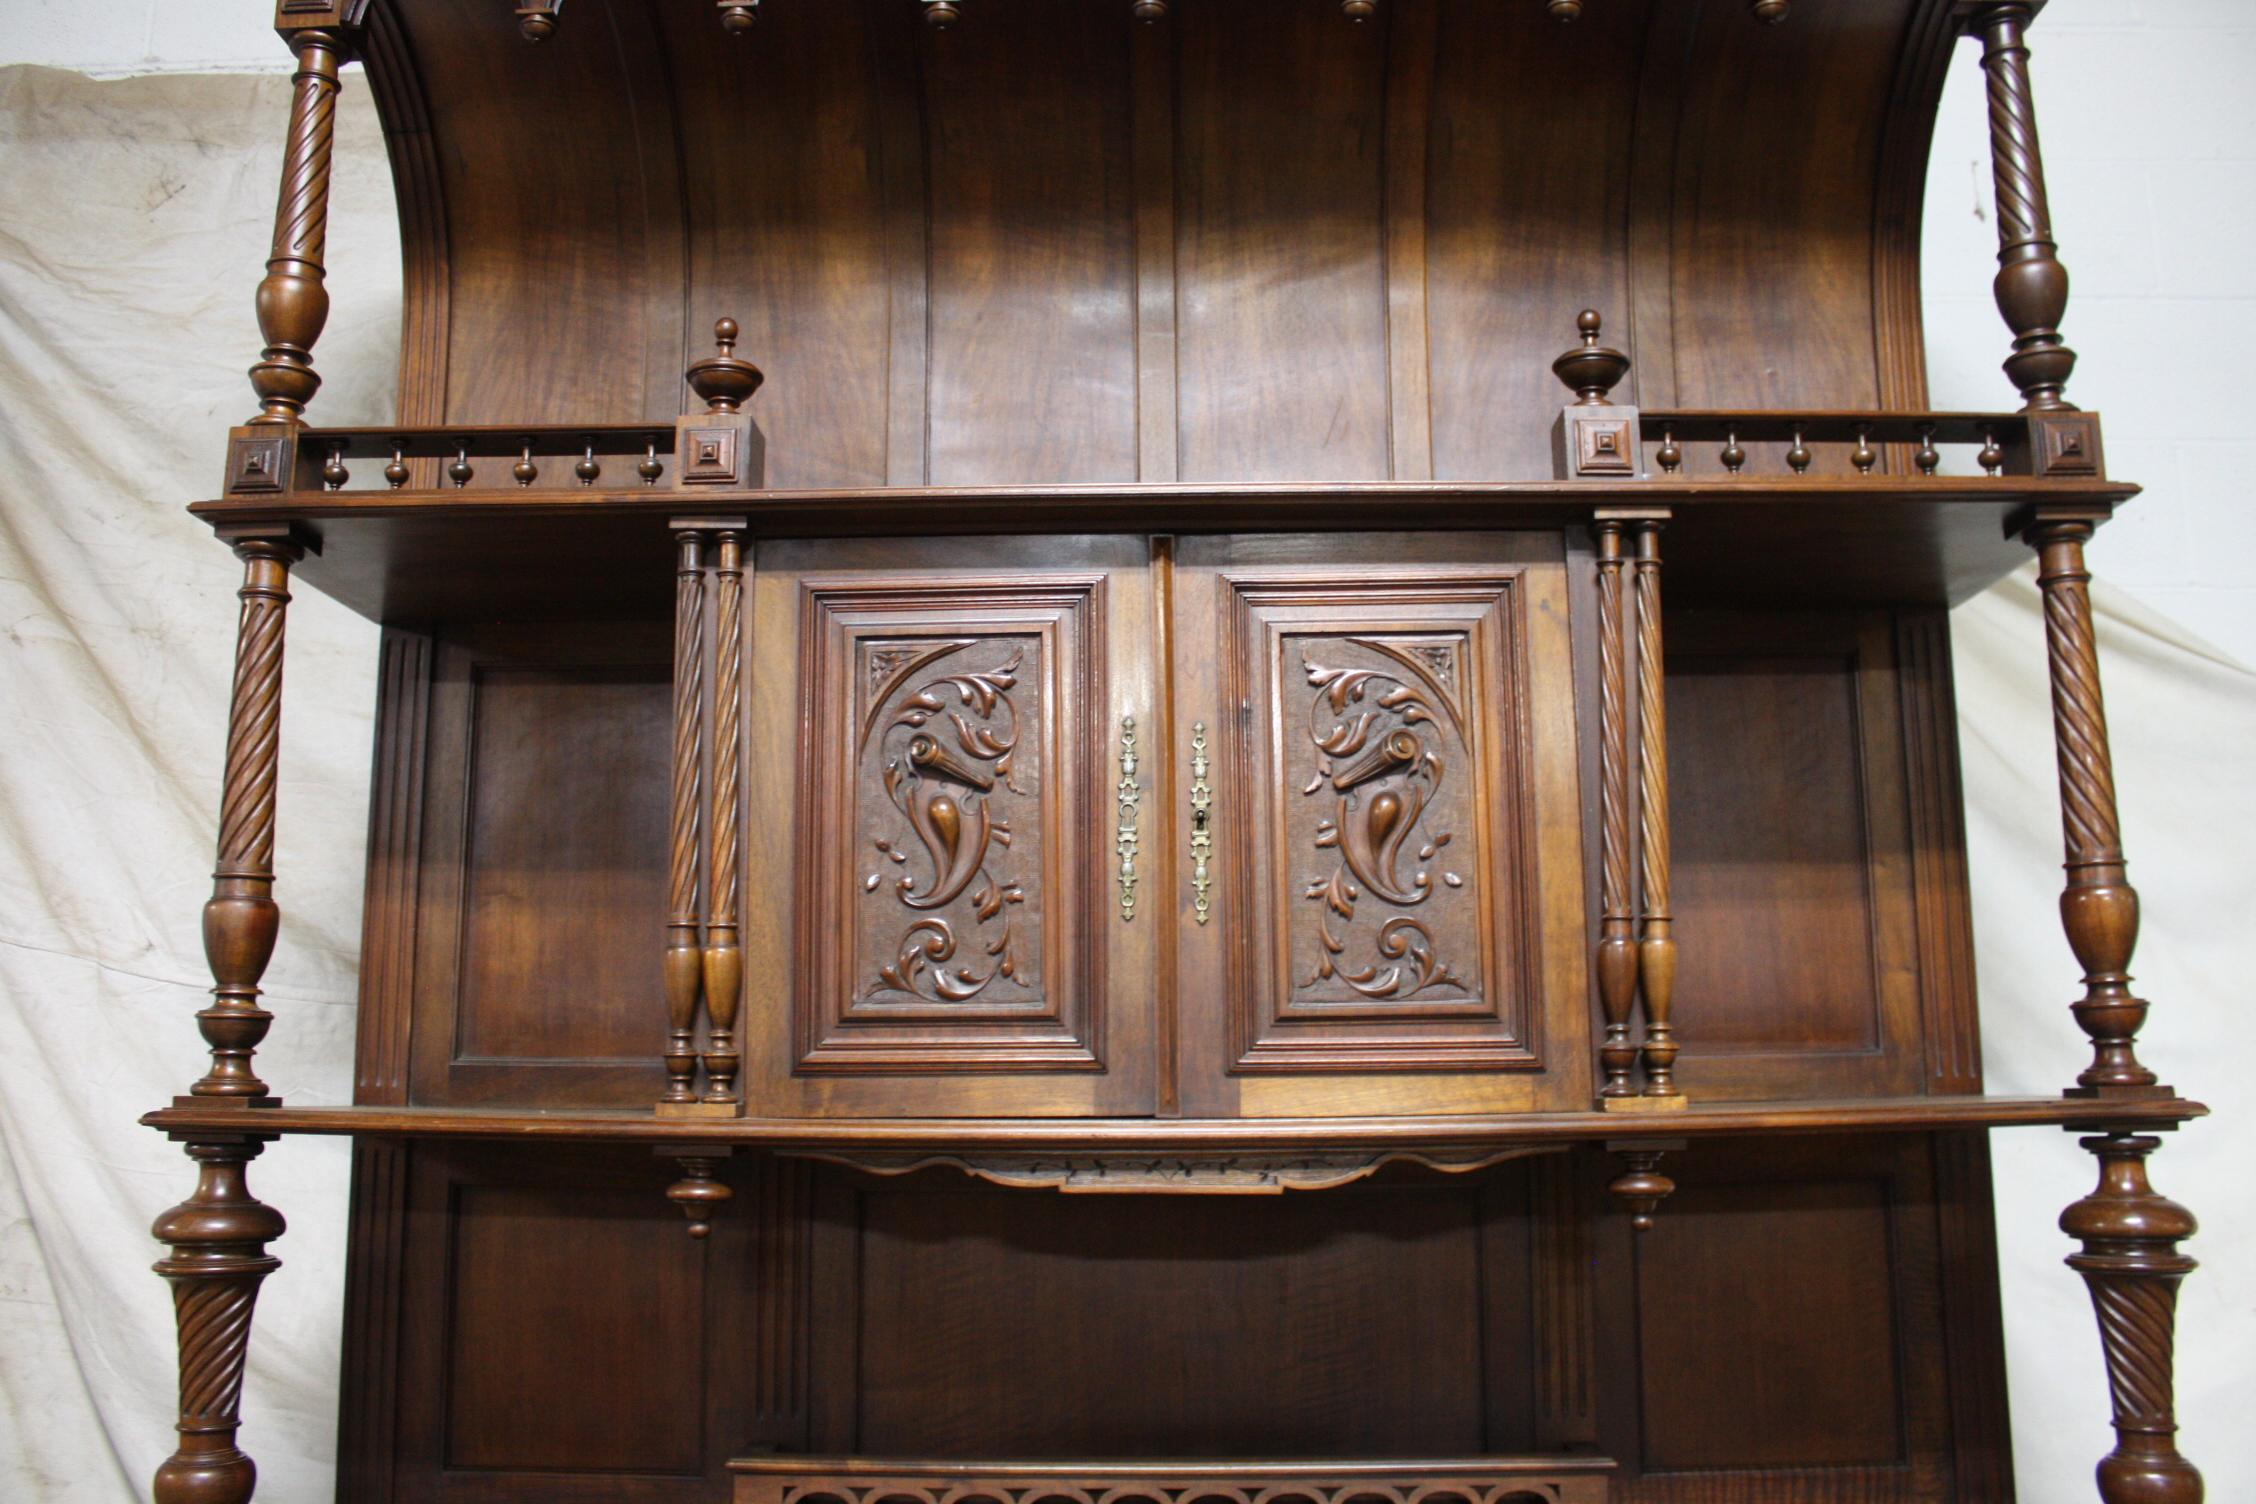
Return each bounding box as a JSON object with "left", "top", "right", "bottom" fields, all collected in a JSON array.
[
  {"left": 151, "top": 1138, "right": 285, "bottom": 1504},
  {"left": 2062, "top": 1132, "right": 2202, "bottom": 1504}
]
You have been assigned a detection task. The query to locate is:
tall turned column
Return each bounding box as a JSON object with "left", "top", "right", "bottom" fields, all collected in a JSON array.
[
  {"left": 1975, "top": 3, "right": 2077, "bottom": 411},
  {"left": 193, "top": 534, "right": 306, "bottom": 1106},
  {"left": 1592, "top": 519, "right": 1638, "bottom": 1101},
  {"left": 1631, "top": 520, "right": 1682, "bottom": 1102},
  {"left": 2027, "top": 514, "right": 2169, "bottom": 1101},
  {"left": 247, "top": 30, "right": 345, "bottom": 425},
  {"left": 702, "top": 528, "right": 746, "bottom": 1112},
  {"left": 152, "top": 1140, "right": 286, "bottom": 1504},
  {"left": 2062, "top": 1135, "right": 2203, "bottom": 1503},
  {"left": 661, "top": 530, "right": 706, "bottom": 1107}
]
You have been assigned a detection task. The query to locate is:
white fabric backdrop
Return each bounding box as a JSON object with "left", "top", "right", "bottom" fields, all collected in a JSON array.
[{"left": 0, "top": 43, "right": 2248, "bottom": 1504}]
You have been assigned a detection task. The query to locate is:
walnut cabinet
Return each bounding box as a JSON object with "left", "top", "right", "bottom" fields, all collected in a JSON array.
[{"left": 136, "top": 4, "right": 2209, "bottom": 1504}]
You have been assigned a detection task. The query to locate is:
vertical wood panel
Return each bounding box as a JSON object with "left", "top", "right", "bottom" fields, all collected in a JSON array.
[
  {"left": 1131, "top": 15, "right": 1179, "bottom": 483},
  {"left": 876, "top": 0, "right": 932, "bottom": 485},
  {"left": 922, "top": 0, "right": 1138, "bottom": 485},
  {"left": 1174, "top": 0, "right": 1390, "bottom": 483},
  {"left": 355, "top": 629, "right": 430, "bottom": 1107},
  {"left": 1381, "top": 1, "right": 1435, "bottom": 482},
  {"left": 1425, "top": 0, "right": 1643, "bottom": 479}
]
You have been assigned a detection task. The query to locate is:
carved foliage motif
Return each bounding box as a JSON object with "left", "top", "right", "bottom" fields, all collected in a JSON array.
[
  {"left": 1295, "top": 636, "right": 1477, "bottom": 1005},
  {"left": 737, "top": 1464, "right": 1608, "bottom": 1504},
  {"left": 861, "top": 639, "right": 1035, "bottom": 1005}
]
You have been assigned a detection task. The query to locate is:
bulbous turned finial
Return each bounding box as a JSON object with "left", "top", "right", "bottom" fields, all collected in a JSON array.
[
  {"left": 686, "top": 317, "right": 765, "bottom": 414},
  {"left": 1341, "top": 0, "right": 1377, "bottom": 18},
  {"left": 515, "top": 2, "right": 560, "bottom": 42},
  {"left": 1548, "top": 0, "right": 1585, "bottom": 21},
  {"left": 1132, "top": 0, "right": 1168, "bottom": 19},
  {"left": 1750, "top": 0, "right": 1790, "bottom": 21},
  {"left": 1552, "top": 309, "right": 1631, "bottom": 406},
  {"left": 717, "top": 1, "right": 757, "bottom": 33},
  {"left": 924, "top": 0, "right": 962, "bottom": 28}
]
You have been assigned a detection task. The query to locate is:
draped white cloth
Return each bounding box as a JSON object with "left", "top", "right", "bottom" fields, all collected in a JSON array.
[{"left": 0, "top": 60, "right": 2245, "bottom": 1504}]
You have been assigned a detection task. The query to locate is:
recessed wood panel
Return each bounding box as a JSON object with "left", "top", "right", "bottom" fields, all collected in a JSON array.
[
  {"left": 409, "top": 622, "right": 674, "bottom": 1107},
  {"left": 1173, "top": 0, "right": 1390, "bottom": 482},
  {"left": 849, "top": 1179, "right": 1514, "bottom": 1460},
  {"left": 922, "top": 0, "right": 1138, "bottom": 485}
]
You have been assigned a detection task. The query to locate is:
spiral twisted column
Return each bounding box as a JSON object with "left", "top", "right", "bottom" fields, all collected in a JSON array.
[
  {"left": 1976, "top": 4, "right": 2078, "bottom": 410},
  {"left": 1593, "top": 521, "right": 1638, "bottom": 1099},
  {"left": 195, "top": 538, "right": 303, "bottom": 1104},
  {"left": 663, "top": 531, "right": 706, "bottom": 1105},
  {"left": 151, "top": 1140, "right": 285, "bottom": 1504},
  {"left": 247, "top": 31, "right": 345, "bottom": 424},
  {"left": 2061, "top": 1134, "right": 2203, "bottom": 1503},
  {"left": 1632, "top": 522, "right": 1681, "bottom": 1100},
  {"left": 2030, "top": 519, "right": 2167, "bottom": 1098},
  {"left": 702, "top": 529, "right": 746, "bottom": 1110}
]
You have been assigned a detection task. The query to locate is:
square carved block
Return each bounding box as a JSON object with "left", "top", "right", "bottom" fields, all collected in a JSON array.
[
  {"left": 224, "top": 431, "right": 291, "bottom": 495},
  {"left": 1572, "top": 416, "right": 1637, "bottom": 477},
  {"left": 679, "top": 423, "right": 743, "bottom": 485},
  {"left": 1217, "top": 572, "right": 1545, "bottom": 1072},
  {"left": 794, "top": 575, "right": 1109, "bottom": 1072},
  {"left": 2031, "top": 412, "right": 2104, "bottom": 478}
]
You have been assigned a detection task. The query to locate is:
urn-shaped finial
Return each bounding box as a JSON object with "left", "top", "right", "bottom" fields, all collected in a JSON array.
[
  {"left": 686, "top": 318, "right": 765, "bottom": 414},
  {"left": 1552, "top": 310, "right": 1632, "bottom": 406}
]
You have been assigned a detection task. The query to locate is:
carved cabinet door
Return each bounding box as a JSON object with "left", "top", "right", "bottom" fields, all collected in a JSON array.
[
  {"left": 744, "top": 535, "right": 1158, "bottom": 1116},
  {"left": 1170, "top": 534, "right": 1592, "bottom": 1117}
]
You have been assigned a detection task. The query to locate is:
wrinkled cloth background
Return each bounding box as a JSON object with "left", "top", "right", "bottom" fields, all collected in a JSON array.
[{"left": 1, "top": 54, "right": 2249, "bottom": 1504}]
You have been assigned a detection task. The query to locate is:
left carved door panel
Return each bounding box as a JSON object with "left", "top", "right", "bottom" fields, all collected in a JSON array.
[
  {"left": 745, "top": 536, "right": 1157, "bottom": 1117},
  {"left": 406, "top": 621, "right": 674, "bottom": 1107}
]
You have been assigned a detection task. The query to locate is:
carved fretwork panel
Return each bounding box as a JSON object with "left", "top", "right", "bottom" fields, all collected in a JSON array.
[
  {"left": 1225, "top": 578, "right": 1538, "bottom": 1073},
  {"left": 796, "top": 576, "right": 1107, "bottom": 1073}
]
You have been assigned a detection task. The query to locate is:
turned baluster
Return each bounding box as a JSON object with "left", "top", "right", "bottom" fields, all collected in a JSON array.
[
  {"left": 1975, "top": 3, "right": 2077, "bottom": 410},
  {"left": 661, "top": 531, "right": 706, "bottom": 1108},
  {"left": 2025, "top": 515, "right": 2170, "bottom": 1099},
  {"left": 1916, "top": 424, "right": 1941, "bottom": 475},
  {"left": 447, "top": 445, "right": 472, "bottom": 489},
  {"left": 1719, "top": 431, "right": 1746, "bottom": 474},
  {"left": 151, "top": 1139, "right": 286, "bottom": 1504},
  {"left": 512, "top": 440, "right": 538, "bottom": 488},
  {"left": 2062, "top": 1133, "right": 2203, "bottom": 1503},
  {"left": 1593, "top": 519, "right": 1638, "bottom": 1100},
  {"left": 639, "top": 438, "right": 664, "bottom": 486},
  {"left": 576, "top": 442, "right": 602, "bottom": 487},
  {"left": 193, "top": 533, "right": 308, "bottom": 1105},
  {"left": 1852, "top": 426, "right": 1877, "bottom": 474},
  {"left": 1786, "top": 428, "right": 1811, "bottom": 474},
  {"left": 702, "top": 528, "right": 746, "bottom": 1111},
  {"left": 321, "top": 442, "right": 348, "bottom": 491},
  {"left": 1979, "top": 427, "right": 2005, "bottom": 476},
  {"left": 1655, "top": 428, "right": 1681, "bottom": 474},
  {"left": 384, "top": 443, "right": 408, "bottom": 490},
  {"left": 246, "top": 30, "right": 345, "bottom": 425},
  {"left": 1632, "top": 521, "right": 1683, "bottom": 1102}
]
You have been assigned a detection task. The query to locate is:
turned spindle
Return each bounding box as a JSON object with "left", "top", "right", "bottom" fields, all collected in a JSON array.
[
  {"left": 2026, "top": 515, "right": 2171, "bottom": 1099},
  {"left": 1916, "top": 425, "right": 1941, "bottom": 475},
  {"left": 2062, "top": 1133, "right": 2204, "bottom": 1504},
  {"left": 576, "top": 443, "right": 601, "bottom": 487},
  {"left": 639, "top": 438, "right": 663, "bottom": 486},
  {"left": 1852, "top": 426, "right": 1877, "bottom": 473},
  {"left": 513, "top": 441, "right": 538, "bottom": 488},
  {"left": 447, "top": 445, "right": 472, "bottom": 489},
  {"left": 1979, "top": 428, "right": 2005, "bottom": 475},
  {"left": 246, "top": 30, "right": 346, "bottom": 425},
  {"left": 1719, "top": 431, "right": 1746, "bottom": 474},
  {"left": 1552, "top": 310, "right": 1630, "bottom": 406},
  {"left": 717, "top": 1, "right": 759, "bottom": 33},
  {"left": 1976, "top": 3, "right": 2077, "bottom": 410},
  {"left": 662, "top": 530, "right": 705, "bottom": 1107},
  {"left": 321, "top": 443, "right": 348, "bottom": 491},
  {"left": 1786, "top": 429, "right": 1811, "bottom": 474},
  {"left": 1633, "top": 521, "right": 1682, "bottom": 1102},
  {"left": 150, "top": 1139, "right": 286, "bottom": 1504},
  {"left": 1656, "top": 429, "right": 1682, "bottom": 474},
  {"left": 383, "top": 444, "right": 408, "bottom": 490},
  {"left": 192, "top": 533, "right": 306, "bottom": 1106},
  {"left": 1594, "top": 519, "right": 1639, "bottom": 1100},
  {"left": 702, "top": 530, "right": 746, "bottom": 1111},
  {"left": 515, "top": 2, "right": 560, "bottom": 41}
]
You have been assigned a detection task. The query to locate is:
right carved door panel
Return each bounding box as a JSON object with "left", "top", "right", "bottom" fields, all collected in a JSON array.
[{"left": 1171, "top": 534, "right": 1592, "bottom": 1118}]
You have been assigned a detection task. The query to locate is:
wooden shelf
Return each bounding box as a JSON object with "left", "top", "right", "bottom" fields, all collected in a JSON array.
[
  {"left": 188, "top": 475, "right": 2140, "bottom": 622},
  {"left": 141, "top": 1093, "right": 2206, "bottom": 1150}
]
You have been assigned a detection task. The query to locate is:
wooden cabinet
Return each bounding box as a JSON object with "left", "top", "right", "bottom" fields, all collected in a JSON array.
[{"left": 137, "top": 5, "right": 2210, "bottom": 1504}]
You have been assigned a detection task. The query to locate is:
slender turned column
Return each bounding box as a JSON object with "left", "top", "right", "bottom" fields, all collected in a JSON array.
[
  {"left": 194, "top": 538, "right": 304, "bottom": 1104},
  {"left": 151, "top": 1140, "right": 286, "bottom": 1504},
  {"left": 2062, "top": 1134, "right": 2203, "bottom": 1503},
  {"left": 2029, "top": 517, "right": 2169, "bottom": 1098},
  {"left": 247, "top": 30, "right": 345, "bottom": 424},
  {"left": 1593, "top": 520, "right": 1638, "bottom": 1099},
  {"left": 701, "top": 529, "right": 745, "bottom": 1109},
  {"left": 663, "top": 531, "right": 706, "bottom": 1105},
  {"left": 1632, "top": 522, "right": 1681, "bottom": 1100},
  {"left": 1976, "top": 3, "right": 2077, "bottom": 411}
]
